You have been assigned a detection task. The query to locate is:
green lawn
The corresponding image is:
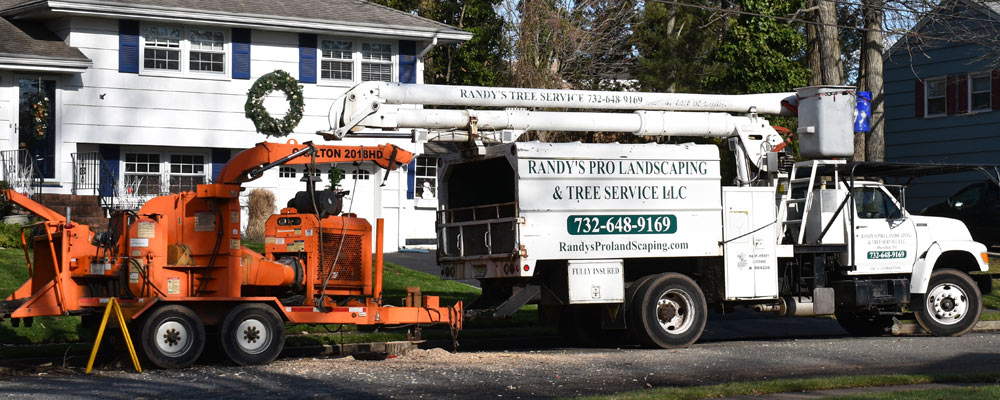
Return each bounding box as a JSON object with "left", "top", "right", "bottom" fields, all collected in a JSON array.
[{"left": 0, "top": 248, "right": 82, "bottom": 345}]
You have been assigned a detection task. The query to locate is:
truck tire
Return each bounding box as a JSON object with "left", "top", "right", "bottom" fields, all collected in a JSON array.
[
  {"left": 834, "top": 311, "right": 894, "bottom": 336},
  {"left": 628, "top": 273, "right": 707, "bottom": 348},
  {"left": 915, "top": 269, "right": 982, "bottom": 337},
  {"left": 139, "top": 305, "right": 206, "bottom": 369},
  {"left": 219, "top": 303, "right": 286, "bottom": 366}
]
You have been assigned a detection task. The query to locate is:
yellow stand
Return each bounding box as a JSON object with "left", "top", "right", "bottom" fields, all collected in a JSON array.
[{"left": 85, "top": 298, "right": 142, "bottom": 373}]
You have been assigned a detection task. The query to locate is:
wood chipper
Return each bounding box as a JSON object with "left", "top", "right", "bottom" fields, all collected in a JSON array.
[{"left": 0, "top": 140, "right": 462, "bottom": 368}]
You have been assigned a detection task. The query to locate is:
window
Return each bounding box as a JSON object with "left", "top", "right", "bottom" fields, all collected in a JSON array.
[
  {"left": 318, "top": 38, "right": 393, "bottom": 84},
  {"left": 361, "top": 43, "right": 392, "bottom": 82},
  {"left": 124, "top": 153, "right": 162, "bottom": 195},
  {"left": 321, "top": 40, "right": 353, "bottom": 81},
  {"left": 189, "top": 30, "right": 225, "bottom": 73},
  {"left": 143, "top": 26, "right": 181, "bottom": 71},
  {"left": 925, "top": 78, "right": 946, "bottom": 116},
  {"left": 168, "top": 154, "right": 206, "bottom": 192},
  {"left": 950, "top": 184, "right": 983, "bottom": 208},
  {"left": 971, "top": 72, "right": 991, "bottom": 111},
  {"left": 141, "top": 24, "right": 227, "bottom": 76},
  {"left": 123, "top": 151, "right": 208, "bottom": 196},
  {"left": 352, "top": 169, "right": 371, "bottom": 180},
  {"left": 414, "top": 155, "right": 437, "bottom": 199},
  {"left": 854, "top": 187, "right": 901, "bottom": 219},
  {"left": 279, "top": 166, "right": 296, "bottom": 178}
]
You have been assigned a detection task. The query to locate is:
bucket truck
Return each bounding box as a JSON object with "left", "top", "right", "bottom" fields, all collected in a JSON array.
[{"left": 321, "top": 82, "right": 993, "bottom": 348}]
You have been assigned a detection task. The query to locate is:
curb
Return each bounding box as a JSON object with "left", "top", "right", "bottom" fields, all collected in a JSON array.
[
  {"left": 892, "top": 320, "right": 1000, "bottom": 335},
  {"left": 280, "top": 340, "right": 422, "bottom": 359}
]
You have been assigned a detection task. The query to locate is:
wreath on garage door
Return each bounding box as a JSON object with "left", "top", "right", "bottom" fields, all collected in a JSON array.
[{"left": 244, "top": 70, "right": 304, "bottom": 137}]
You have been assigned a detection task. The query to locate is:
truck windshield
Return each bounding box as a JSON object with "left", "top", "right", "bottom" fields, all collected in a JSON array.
[{"left": 854, "top": 187, "right": 901, "bottom": 219}]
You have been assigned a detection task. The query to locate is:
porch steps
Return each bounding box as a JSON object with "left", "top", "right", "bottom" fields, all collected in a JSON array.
[{"left": 34, "top": 194, "right": 109, "bottom": 232}]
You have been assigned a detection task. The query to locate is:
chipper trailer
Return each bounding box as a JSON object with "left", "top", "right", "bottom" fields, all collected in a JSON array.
[
  {"left": 0, "top": 140, "right": 462, "bottom": 368},
  {"left": 320, "top": 82, "right": 994, "bottom": 348}
]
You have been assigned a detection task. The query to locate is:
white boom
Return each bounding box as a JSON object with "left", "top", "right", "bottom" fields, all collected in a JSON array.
[{"left": 318, "top": 82, "right": 855, "bottom": 181}]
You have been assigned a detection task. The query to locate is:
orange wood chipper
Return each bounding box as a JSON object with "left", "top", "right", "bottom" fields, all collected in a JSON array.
[{"left": 0, "top": 140, "right": 462, "bottom": 368}]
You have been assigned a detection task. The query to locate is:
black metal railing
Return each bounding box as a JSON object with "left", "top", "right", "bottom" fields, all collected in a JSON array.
[
  {"left": 0, "top": 149, "right": 43, "bottom": 198},
  {"left": 71, "top": 151, "right": 134, "bottom": 212}
]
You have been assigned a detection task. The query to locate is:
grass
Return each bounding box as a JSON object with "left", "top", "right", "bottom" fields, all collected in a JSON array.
[
  {"left": 827, "top": 384, "right": 1000, "bottom": 399},
  {"left": 0, "top": 248, "right": 82, "bottom": 345},
  {"left": 576, "top": 373, "right": 1000, "bottom": 400}
]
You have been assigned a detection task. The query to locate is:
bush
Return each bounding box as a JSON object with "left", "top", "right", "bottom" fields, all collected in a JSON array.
[
  {"left": 245, "top": 188, "right": 275, "bottom": 242},
  {"left": 0, "top": 223, "right": 23, "bottom": 248},
  {"left": 0, "top": 181, "right": 13, "bottom": 217}
]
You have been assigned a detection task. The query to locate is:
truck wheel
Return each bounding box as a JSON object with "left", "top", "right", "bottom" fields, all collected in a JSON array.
[
  {"left": 915, "top": 269, "right": 982, "bottom": 337},
  {"left": 628, "top": 273, "right": 707, "bottom": 348},
  {"left": 219, "top": 303, "right": 286, "bottom": 366},
  {"left": 139, "top": 305, "right": 206, "bottom": 369},
  {"left": 834, "top": 311, "right": 894, "bottom": 336}
]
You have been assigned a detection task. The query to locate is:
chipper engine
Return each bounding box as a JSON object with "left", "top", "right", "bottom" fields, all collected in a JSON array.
[{"left": 0, "top": 140, "right": 462, "bottom": 368}]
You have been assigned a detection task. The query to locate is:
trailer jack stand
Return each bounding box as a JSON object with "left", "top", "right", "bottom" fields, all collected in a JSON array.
[{"left": 85, "top": 298, "right": 142, "bottom": 374}]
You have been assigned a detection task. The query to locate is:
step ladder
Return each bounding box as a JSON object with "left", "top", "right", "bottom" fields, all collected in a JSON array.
[{"left": 779, "top": 159, "right": 845, "bottom": 244}]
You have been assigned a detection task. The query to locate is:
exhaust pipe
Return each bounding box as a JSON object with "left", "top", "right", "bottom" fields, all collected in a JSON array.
[{"left": 753, "top": 296, "right": 819, "bottom": 317}]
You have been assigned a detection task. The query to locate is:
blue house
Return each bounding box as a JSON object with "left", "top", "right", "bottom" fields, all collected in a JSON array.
[{"left": 883, "top": 0, "right": 1000, "bottom": 209}]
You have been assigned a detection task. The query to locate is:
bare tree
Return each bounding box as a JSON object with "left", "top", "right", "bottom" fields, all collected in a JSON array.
[{"left": 860, "top": 0, "right": 885, "bottom": 162}]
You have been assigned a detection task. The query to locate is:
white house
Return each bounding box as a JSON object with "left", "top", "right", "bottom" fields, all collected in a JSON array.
[{"left": 0, "top": 0, "right": 471, "bottom": 250}]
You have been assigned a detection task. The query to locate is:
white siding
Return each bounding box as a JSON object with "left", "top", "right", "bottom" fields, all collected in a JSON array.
[{"left": 51, "top": 16, "right": 436, "bottom": 250}]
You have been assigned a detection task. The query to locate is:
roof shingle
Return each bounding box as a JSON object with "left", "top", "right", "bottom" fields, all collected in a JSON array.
[{"left": 0, "top": 17, "right": 90, "bottom": 61}]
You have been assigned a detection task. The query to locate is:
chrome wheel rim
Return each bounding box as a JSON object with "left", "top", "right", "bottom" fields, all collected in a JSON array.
[
  {"left": 926, "top": 282, "right": 969, "bottom": 326},
  {"left": 656, "top": 289, "right": 695, "bottom": 334},
  {"left": 236, "top": 318, "right": 270, "bottom": 354},
  {"left": 155, "top": 320, "right": 192, "bottom": 356}
]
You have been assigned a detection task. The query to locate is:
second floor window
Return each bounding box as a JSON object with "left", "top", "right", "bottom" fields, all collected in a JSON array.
[
  {"left": 361, "top": 43, "right": 392, "bottom": 82},
  {"left": 319, "top": 38, "right": 393, "bottom": 84},
  {"left": 971, "top": 72, "right": 991, "bottom": 111},
  {"left": 142, "top": 24, "right": 227, "bottom": 76},
  {"left": 321, "top": 40, "right": 353, "bottom": 81},
  {"left": 143, "top": 26, "right": 181, "bottom": 71},
  {"left": 925, "top": 78, "right": 946, "bottom": 116}
]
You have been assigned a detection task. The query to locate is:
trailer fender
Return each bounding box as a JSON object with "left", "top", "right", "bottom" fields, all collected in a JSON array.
[
  {"left": 910, "top": 241, "right": 988, "bottom": 294},
  {"left": 130, "top": 297, "right": 288, "bottom": 326}
]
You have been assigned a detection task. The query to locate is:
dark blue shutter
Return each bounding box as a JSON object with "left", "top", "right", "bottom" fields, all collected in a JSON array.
[
  {"left": 212, "top": 148, "right": 231, "bottom": 182},
  {"left": 99, "top": 144, "right": 120, "bottom": 197},
  {"left": 232, "top": 28, "right": 251, "bottom": 79},
  {"left": 299, "top": 33, "right": 317, "bottom": 83},
  {"left": 399, "top": 40, "right": 417, "bottom": 84},
  {"left": 406, "top": 160, "right": 415, "bottom": 199},
  {"left": 119, "top": 20, "right": 140, "bottom": 73}
]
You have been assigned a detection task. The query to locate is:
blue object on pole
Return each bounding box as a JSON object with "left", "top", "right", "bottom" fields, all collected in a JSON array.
[{"left": 855, "top": 91, "right": 871, "bottom": 132}]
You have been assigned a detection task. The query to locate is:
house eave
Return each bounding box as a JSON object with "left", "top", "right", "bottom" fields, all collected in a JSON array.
[
  {"left": 0, "top": 54, "right": 91, "bottom": 73},
  {"left": 3, "top": 1, "right": 473, "bottom": 43}
]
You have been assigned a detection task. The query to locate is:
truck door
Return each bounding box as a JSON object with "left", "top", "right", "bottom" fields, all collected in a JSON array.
[{"left": 851, "top": 185, "right": 917, "bottom": 274}]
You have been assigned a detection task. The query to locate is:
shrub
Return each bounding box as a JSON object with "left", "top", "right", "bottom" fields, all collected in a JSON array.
[
  {"left": 0, "top": 181, "right": 13, "bottom": 217},
  {"left": 0, "top": 223, "right": 23, "bottom": 248},
  {"left": 245, "top": 188, "right": 276, "bottom": 242}
]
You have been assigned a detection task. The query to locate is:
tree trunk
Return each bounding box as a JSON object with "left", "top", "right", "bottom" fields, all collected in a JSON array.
[
  {"left": 861, "top": 0, "right": 885, "bottom": 162},
  {"left": 817, "top": 0, "right": 843, "bottom": 85},
  {"left": 806, "top": 11, "right": 822, "bottom": 86}
]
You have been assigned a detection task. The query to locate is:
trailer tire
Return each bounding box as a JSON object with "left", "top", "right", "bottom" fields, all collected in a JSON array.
[
  {"left": 628, "top": 273, "right": 707, "bottom": 348},
  {"left": 139, "top": 305, "right": 206, "bottom": 369},
  {"left": 834, "top": 311, "right": 894, "bottom": 336},
  {"left": 915, "top": 269, "right": 982, "bottom": 337},
  {"left": 219, "top": 303, "right": 286, "bottom": 366}
]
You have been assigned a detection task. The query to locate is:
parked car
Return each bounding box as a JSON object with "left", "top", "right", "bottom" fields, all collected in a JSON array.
[{"left": 920, "top": 180, "right": 1000, "bottom": 249}]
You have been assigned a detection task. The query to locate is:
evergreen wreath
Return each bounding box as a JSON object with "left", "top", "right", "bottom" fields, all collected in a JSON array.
[
  {"left": 244, "top": 70, "right": 305, "bottom": 137},
  {"left": 29, "top": 92, "right": 50, "bottom": 139}
]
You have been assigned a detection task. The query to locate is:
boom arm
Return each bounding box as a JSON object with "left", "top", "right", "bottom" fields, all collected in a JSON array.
[{"left": 218, "top": 141, "right": 414, "bottom": 185}]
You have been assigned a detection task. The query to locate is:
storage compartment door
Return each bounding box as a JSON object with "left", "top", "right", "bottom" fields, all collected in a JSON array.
[{"left": 723, "top": 187, "right": 778, "bottom": 299}]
